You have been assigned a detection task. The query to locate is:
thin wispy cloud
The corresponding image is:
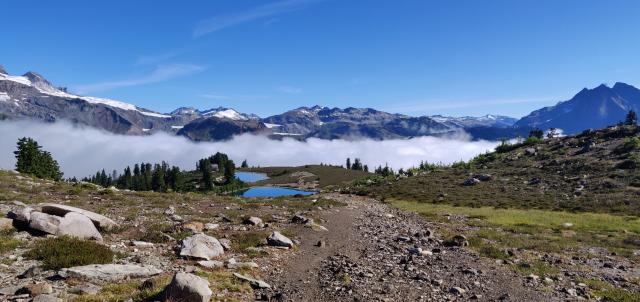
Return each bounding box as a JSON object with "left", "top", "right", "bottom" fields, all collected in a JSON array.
[
  {"left": 193, "top": 0, "right": 321, "bottom": 37},
  {"left": 277, "top": 85, "right": 303, "bottom": 94},
  {"left": 387, "top": 96, "right": 560, "bottom": 114},
  {"left": 75, "top": 64, "right": 205, "bottom": 93},
  {"left": 201, "top": 94, "right": 232, "bottom": 101},
  {"left": 134, "top": 51, "right": 181, "bottom": 66}
]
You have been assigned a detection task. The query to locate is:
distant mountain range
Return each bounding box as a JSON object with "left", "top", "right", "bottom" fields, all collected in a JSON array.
[{"left": 1, "top": 66, "right": 637, "bottom": 141}]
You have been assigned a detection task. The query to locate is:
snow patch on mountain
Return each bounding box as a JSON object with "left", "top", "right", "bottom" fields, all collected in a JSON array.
[
  {"left": 263, "top": 123, "right": 281, "bottom": 129},
  {"left": 0, "top": 71, "right": 171, "bottom": 118}
]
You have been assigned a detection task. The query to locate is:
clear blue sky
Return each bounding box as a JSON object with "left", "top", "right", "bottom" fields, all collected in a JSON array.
[{"left": 2, "top": 0, "right": 640, "bottom": 118}]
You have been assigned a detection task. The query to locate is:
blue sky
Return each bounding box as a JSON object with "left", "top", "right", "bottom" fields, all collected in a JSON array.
[{"left": 2, "top": 0, "right": 640, "bottom": 118}]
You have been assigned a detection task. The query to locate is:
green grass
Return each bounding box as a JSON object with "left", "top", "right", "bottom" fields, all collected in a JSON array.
[
  {"left": 391, "top": 199, "right": 640, "bottom": 257},
  {"left": 578, "top": 278, "right": 640, "bottom": 302},
  {"left": 247, "top": 165, "right": 371, "bottom": 188},
  {"left": 512, "top": 261, "right": 560, "bottom": 277},
  {"left": 0, "top": 230, "right": 21, "bottom": 254},
  {"left": 231, "top": 231, "right": 269, "bottom": 257},
  {"left": 73, "top": 275, "right": 172, "bottom": 302},
  {"left": 25, "top": 236, "right": 117, "bottom": 270},
  {"left": 195, "top": 270, "right": 253, "bottom": 301}
]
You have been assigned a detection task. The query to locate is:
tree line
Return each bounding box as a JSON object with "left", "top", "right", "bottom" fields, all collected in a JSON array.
[{"left": 14, "top": 137, "right": 63, "bottom": 181}]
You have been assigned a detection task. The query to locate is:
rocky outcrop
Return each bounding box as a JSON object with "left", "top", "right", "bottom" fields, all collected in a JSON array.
[
  {"left": 59, "top": 264, "right": 162, "bottom": 281},
  {"left": 40, "top": 203, "right": 118, "bottom": 231}
]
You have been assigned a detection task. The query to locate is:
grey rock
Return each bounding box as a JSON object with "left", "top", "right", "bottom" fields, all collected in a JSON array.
[
  {"left": 449, "top": 287, "right": 466, "bottom": 295},
  {"left": 57, "top": 212, "right": 103, "bottom": 241},
  {"left": 32, "top": 294, "right": 62, "bottom": 302},
  {"left": 0, "top": 217, "right": 14, "bottom": 231},
  {"left": 233, "top": 273, "right": 271, "bottom": 289},
  {"left": 40, "top": 203, "right": 118, "bottom": 231},
  {"left": 69, "top": 284, "right": 101, "bottom": 295},
  {"left": 267, "top": 231, "right": 294, "bottom": 248},
  {"left": 60, "top": 264, "right": 162, "bottom": 281},
  {"left": 29, "top": 212, "right": 62, "bottom": 234},
  {"left": 161, "top": 272, "right": 212, "bottom": 302},
  {"left": 180, "top": 234, "right": 224, "bottom": 260},
  {"left": 197, "top": 260, "right": 224, "bottom": 269},
  {"left": 243, "top": 216, "right": 263, "bottom": 226},
  {"left": 18, "top": 266, "right": 43, "bottom": 279},
  {"left": 463, "top": 178, "right": 481, "bottom": 186}
]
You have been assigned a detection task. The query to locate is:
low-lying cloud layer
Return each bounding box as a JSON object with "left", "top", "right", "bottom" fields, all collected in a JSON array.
[{"left": 0, "top": 121, "right": 499, "bottom": 178}]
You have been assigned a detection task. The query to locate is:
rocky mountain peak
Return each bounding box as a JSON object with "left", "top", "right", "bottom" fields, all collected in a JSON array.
[{"left": 23, "top": 71, "right": 48, "bottom": 84}]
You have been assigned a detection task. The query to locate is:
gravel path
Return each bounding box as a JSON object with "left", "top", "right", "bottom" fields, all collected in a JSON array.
[{"left": 261, "top": 193, "right": 555, "bottom": 301}]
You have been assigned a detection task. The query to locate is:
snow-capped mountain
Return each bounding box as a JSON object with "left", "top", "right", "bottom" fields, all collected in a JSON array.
[
  {"left": 429, "top": 114, "right": 518, "bottom": 129},
  {"left": 1, "top": 66, "right": 534, "bottom": 141}
]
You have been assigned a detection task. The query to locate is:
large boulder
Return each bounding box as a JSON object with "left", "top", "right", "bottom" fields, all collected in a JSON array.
[
  {"left": 40, "top": 203, "right": 118, "bottom": 231},
  {"left": 29, "top": 212, "right": 62, "bottom": 234},
  {"left": 161, "top": 272, "right": 212, "bottom": 302},
  {"left": 59, "top": 264, "right": 162, "bottom": 281},
  {"left": 180, "top": 234, "right": 224, "bottom": 260},
  {"left": 57, "top": 212, "right": 103, "bottom": 241},
  {"left": 267, "top": 231, "right": 294, "bottom": 248}
]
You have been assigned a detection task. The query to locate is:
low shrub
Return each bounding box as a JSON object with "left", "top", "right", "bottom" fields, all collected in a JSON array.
[{"left": 25, "top": 236, "right": 115, "bottom": 270}]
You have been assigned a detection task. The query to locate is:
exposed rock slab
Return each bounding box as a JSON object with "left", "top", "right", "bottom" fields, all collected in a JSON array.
[
  {"left": 59, "top": 264, "right": 162, "bottom": 281},
  {"left": 40, "top": 203, "right": 118, "bottom": 231}
]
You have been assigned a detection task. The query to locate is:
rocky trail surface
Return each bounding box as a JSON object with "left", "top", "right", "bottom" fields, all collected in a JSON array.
[{"left": 260, "top": 194, "right": 554, "bottom": 301}]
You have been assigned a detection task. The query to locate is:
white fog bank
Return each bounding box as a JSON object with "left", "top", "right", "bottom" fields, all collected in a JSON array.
[{"left": 0, "top": 121, "right": 499, "bottom": 178}]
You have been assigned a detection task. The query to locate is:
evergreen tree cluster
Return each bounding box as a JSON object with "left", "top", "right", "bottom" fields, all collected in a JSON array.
[
  {"left": 373, "top": 164, "right": 394, "bottom": 177},
  {"left": 345, "top": 157, "right": 369, "bottom": 172},
  {"left": 85, "top": 161, "right": 183, "bottom": 192},
  {"left": 14, "top": 137, "right": 63, "bottom": 181}
]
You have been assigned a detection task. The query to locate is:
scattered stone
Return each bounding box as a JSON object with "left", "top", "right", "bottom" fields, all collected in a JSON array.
[
  {"left": 244, "top": 216, "right": 263, "bottom": 226},
  {"left": 524, "top": 148, "right": 537, "bottom": 156},
  {"left": 562, "top": 222, "right": 573, "bottom": 228},
  {"left": 32, "top": 294, "right": 62, "bottom": 302},
  {"left": 40, "top": 203, "right": 118, "bottom": 231},
  {"left": 161, "top": 273, "right": 212, "bottom": 302},
  {"left": 227, "top": 260, "right": 259, "bottom": 269},
  {"left": 182, "top": 221, "right": 204, "bottom": 233},
  {"left": 69, "top": 284, "right": 101, "bottom": 295},
  {"left": 267, "top": 231, "right": 294, "bottom": 248},
  {"left": 197, "top": 260, "right": 224, "bottom": 269},
  {"left": 463, "top": 178, "right": 481, "bottom": 186},
  {"left": 316, "top": 240, "right": 326, "bottom": 247},
  {"left": 59, "top": 264, "right": 162, "bottom": 281},
  {"left": 0, "top": 217, "right": 14, "bottom": 231},
  {"left": 475, "top": 174, "right": 492, "bottom": 181},
  {"left": 292, "top": 214, "right": 312, "bottom": 224},
  {"left": 204, "top": 223, "right": 219, "bottom": 230},
  {"left": 233, "top": 273, "right": 271, "bottom": 289},
  {"left": 19, "top": 282, "right": 53, "bottom": 296},
  {"left": 180, "top": 234, "right": 225, "bottom": 260},
  {"left": 219, "top": 238, "right": 232, "bottom": 251},
  {"left": 446, "top": 234, "right": 469, "bottom": 247},
  {"left": 131, "top": 241, "right": 155, "bottom": 248},
  {"left": 164, "top": 206, "right": 176, "bottom": 215},
  {"left": 18, "top": 266, "right": 43, "bottom": 279},
  {"left": 450, "top": 287, "right": 466, "bottom": 295}
]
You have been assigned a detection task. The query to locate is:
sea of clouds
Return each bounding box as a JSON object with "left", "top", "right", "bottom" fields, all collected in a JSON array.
[{"left": 0, "top": 121, "right": 500, "bottom": 178}]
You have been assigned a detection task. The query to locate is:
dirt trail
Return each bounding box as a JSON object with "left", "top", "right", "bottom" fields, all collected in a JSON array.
[{"left": 262, "top": 194, "right": 555, "bottom": 301}]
